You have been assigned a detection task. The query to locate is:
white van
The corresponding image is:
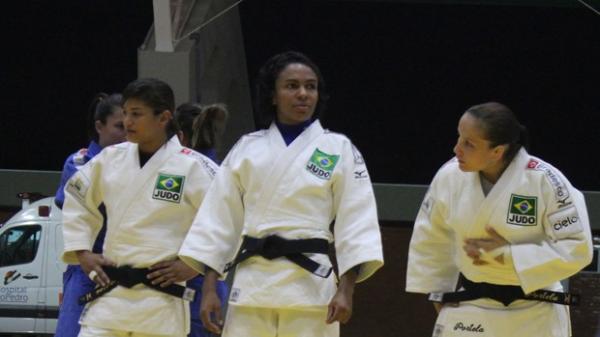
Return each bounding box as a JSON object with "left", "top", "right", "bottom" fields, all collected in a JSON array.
[{"left": 0, "top": 196, "right": 64, "bottom": 336}]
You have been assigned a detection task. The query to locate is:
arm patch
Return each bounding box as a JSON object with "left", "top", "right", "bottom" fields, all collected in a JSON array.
[
  {"left": 66, "top": 174, "right": 90, "bottom": 201},
  {"left": 421, "top": 194, "right": 434, "bottom": 216},
  {"left": 547, "top": 205, "right": 582, "bottom": 239},
  {"left": 527, "top": 159, "right": 570, "bottom": 205}
]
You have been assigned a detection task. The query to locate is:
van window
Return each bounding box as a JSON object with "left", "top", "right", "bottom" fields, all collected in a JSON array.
[{"left": 0, "top": 225, "right": 42, "bottom": 267}]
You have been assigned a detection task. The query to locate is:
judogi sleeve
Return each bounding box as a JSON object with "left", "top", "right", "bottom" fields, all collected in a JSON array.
[
  {"left": 511, "top": 172, "right": 593, "bottom": 293},
  {"left": 406, "top": 170, "right": 460, "bottom": 294},
  {"left": 61, "top": 154, "right": 105, "bottom": 264},
  {"left": 186, "top": 156, "right": 219, "bottom": 210},
  {"left": 179, "top": 151, "right": 245, "bottom": 278},
  {"left": 332, "top": 142, "right": 384, "bottom": 283}
]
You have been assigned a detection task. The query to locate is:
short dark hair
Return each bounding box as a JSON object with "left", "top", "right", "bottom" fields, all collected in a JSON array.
[
  {"left": 122, "top": 78, "right": 178, "bottom": 138},
  {"left": 87, "top": 92, "right": 122, "bottom": 142},
  {"left": 466, "top": 102, "right": 529, "bottom": 164},
  {"left": 254, "top": 51, "right": 329, "bottom": 129}
]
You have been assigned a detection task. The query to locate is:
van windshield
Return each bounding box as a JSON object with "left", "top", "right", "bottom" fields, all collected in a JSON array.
[{"left": 0, "top": 225, "right": 42, "bottom": 267}]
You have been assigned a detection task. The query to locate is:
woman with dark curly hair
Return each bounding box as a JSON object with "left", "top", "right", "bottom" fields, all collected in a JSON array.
[{"left": 178, "top": 51, "right": 384, "bottom": 337}]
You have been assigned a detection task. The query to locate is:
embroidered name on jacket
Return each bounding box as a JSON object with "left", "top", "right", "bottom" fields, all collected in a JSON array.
[
  {"left": 507, "top": 194, "right": 537, "bottom": 226},
  {"left": 153, "top": 173, "right": 185, "bottom": 203},
  {"left": 306, "top": 148, "right": 340, "bottom": 180}
]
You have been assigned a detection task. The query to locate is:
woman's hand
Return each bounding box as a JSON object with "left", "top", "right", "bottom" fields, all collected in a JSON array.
[
  {"left": 326, "top": 269, "right": 358, "bottom": 324},
  {"left": 200, "top": 268, "right": 223, "bottom": 334},
  {"left": 76, "top": 250, "right": 116, "bottom": 287},
  {"left": 463, "top": 225, "right": 509, "bottom": 265},
  {"left": 147, "top": 258, "right": 199, "bottom": 287}
]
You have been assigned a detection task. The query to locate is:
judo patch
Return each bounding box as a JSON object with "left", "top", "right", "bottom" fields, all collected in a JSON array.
[
  {"left": 152, "top": 173, "right": 185, "bottom": 203},
  {"left": 421, "top": 195, "right": 434, "bottom": 216},
  {"left": 351, "top": 144, "right": 365, "bottom": 165},
  {"left": 66, "top": 175, "right": 90, "bottom": 201},
  {"left": 306, "top": 148, "right": 340, "bottom": 180},
  {"left": 548, "top": 205, "right": 582, "bottom": 239},
  {"left": 230, "top": 288, "right": 240, "bottom": 303},
  {"left": 507, "top": 194, "right": 537, "bottom": 226}
]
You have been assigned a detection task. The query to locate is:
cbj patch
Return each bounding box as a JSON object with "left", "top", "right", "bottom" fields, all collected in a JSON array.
[
  {"left": 152, "top": 173, "right": 185, "bottom": 203},
  {"left": 507, "top": 194, "right": 537, "bottom": 226}
]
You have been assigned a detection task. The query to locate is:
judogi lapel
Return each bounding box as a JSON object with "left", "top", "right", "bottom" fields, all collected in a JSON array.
[
  {"left": 110, "top": 136, "right": 181, "bottom": 233},
  {"left": 463, "top": 150, "right": 530, "bottom": 238},
  {"left": 245, "top": 121, "right": 325, "bottom": 234}
]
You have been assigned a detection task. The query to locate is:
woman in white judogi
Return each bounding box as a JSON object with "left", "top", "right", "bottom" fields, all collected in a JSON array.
[
  {"left": 178, "top": 51, "right": 384, "bottom": 337},
  {"left": 61, "top": 78, "right": 218, "bottom": 337},
  {"left": 406, "top": 102, "right": 592, "bottom": 337}
]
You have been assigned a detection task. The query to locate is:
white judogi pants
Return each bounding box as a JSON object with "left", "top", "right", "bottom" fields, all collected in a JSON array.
[
  {"left": 433, "top": 301, "right": 571, "bottom": 337},
  {"left": 222, "top": 305, "right": 339, "bottom": 337},
  {"left": 78, "top": 325, "right": 186, "bottom": 337}
]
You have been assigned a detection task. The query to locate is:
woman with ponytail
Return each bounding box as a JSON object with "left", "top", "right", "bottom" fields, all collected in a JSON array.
[
  {"left": 54, "top": 92, "right": 125, "bottom": 337},
  {"left": 407, "top": 102, "right": 592, "bottom": 337},
  {"left": 174, "top": 102, "right": 229, "bottom": 337},
  {"left": 174, "top": 103, "right": 228, "bottom": 163}
]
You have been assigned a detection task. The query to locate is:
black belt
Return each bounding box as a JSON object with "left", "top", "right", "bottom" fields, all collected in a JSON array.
[
  {"left": 79, "top": 266, "right": 196, "bottom": 305},
  {"left": 224, "top": 235, "right": 332, "bottom": 278},
  {"left": 429, "top": 276, "right": 579, "bottom": 306}
]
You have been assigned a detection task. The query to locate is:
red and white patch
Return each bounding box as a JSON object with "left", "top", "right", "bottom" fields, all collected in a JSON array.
[
  {"left": 180, "top": 148, "right": 192, "bottom": 155},
  {"left": 526, "top": 159, "right": 539, "bottom": 169}
]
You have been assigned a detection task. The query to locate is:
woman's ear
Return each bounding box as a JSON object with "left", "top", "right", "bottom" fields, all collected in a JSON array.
[
  {"left": 493, "top": 144, "right": 508, "bottom": 161},
  {"left": 95, "top": 120, "right": 104, "bottom": 134},
  {"left": 160, "top": 110, "right": 173, "bottom": 126}
]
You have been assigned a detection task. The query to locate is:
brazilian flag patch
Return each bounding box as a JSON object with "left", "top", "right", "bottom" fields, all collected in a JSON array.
[
  {"left": 306, "top": 148, "right": 340, "bottom": 180},
  {"left": 506, "top": 194, "right": 537, "bottom": 226},
  {"left": 152, "top": 173, "right": 185, "bottom": 203}
]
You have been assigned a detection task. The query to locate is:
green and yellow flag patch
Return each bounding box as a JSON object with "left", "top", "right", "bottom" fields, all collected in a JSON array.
[
  {"left": 506, "top": 194, "right": 537, "bottom": 226},
  {"left": 153, "top": 173, "right": 185, "bottom": 203},
  {"left": 306, "top": 148, "right": 340, "bottom": 180}
]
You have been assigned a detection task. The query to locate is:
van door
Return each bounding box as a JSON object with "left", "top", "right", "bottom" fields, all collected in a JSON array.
[
  {"left": 0, "top": 224, "right": 44, "bottom": 334},
  {"left": 36, "top": 222, "right": 64, "bottom": 333}
]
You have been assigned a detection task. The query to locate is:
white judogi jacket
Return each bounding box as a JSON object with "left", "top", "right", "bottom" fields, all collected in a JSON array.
[
  {"left": 61, "top": 136, "right": 217, "bottom": 336},
  {"left": 406, "top": 148, "right": 592, "bottom": 299},
  {"left": 179, "top": 120, "right": 384, "bottom": 308}
]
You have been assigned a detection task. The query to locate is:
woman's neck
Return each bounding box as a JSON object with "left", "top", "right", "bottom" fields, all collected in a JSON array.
[
  {"left": 480, "top": 160, "right": 508, "bottom": 184},
  {"left": 275, "top": 119, "right": 313, "bottom": 146},
  {"left": 138, "top": 135, "right": 168, "bottom": 154}
]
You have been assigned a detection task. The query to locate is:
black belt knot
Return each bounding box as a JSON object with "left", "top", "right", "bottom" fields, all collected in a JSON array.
[
  {"left": 79, "top": 265, "right": 195, "bottom": 305},
  {"left": 224, "top": 235, "right": 332, "bottom": 278}
]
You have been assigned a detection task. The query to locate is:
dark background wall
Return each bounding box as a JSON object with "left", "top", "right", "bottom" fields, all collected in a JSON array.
[
  {"left": 1, "top": 1, "right": 153, "bottom": 171},
  {"left": 2, "top": 1, "right": 599, "bottom": 191},
  {"left": 240, "top": 1, "right": 600, "bottom": 189}
]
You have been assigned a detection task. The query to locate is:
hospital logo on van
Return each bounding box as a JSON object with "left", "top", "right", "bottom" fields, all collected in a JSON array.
[
  {"left": 153, "top": 173, "right": 185, "bottom": 203},
  {"left": 507, "top": 194, "right": 537, "bottom": 226},
  {"left": 306, "top": 148, "right": 340, "bottom": 180},
  {"left": 3, "top": 270, "right": 20, "bottom": 285}
]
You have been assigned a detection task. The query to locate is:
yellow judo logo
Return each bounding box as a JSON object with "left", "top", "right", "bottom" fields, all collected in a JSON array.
[
  {"left": 153, "top": 173, "right": 185, "bottom": 203},
  {"left": 306, "top": 148, "right": 340, "bottom": 180},
  {"left": 507, "top": 194, "right": 537, "bottom": 226}
]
